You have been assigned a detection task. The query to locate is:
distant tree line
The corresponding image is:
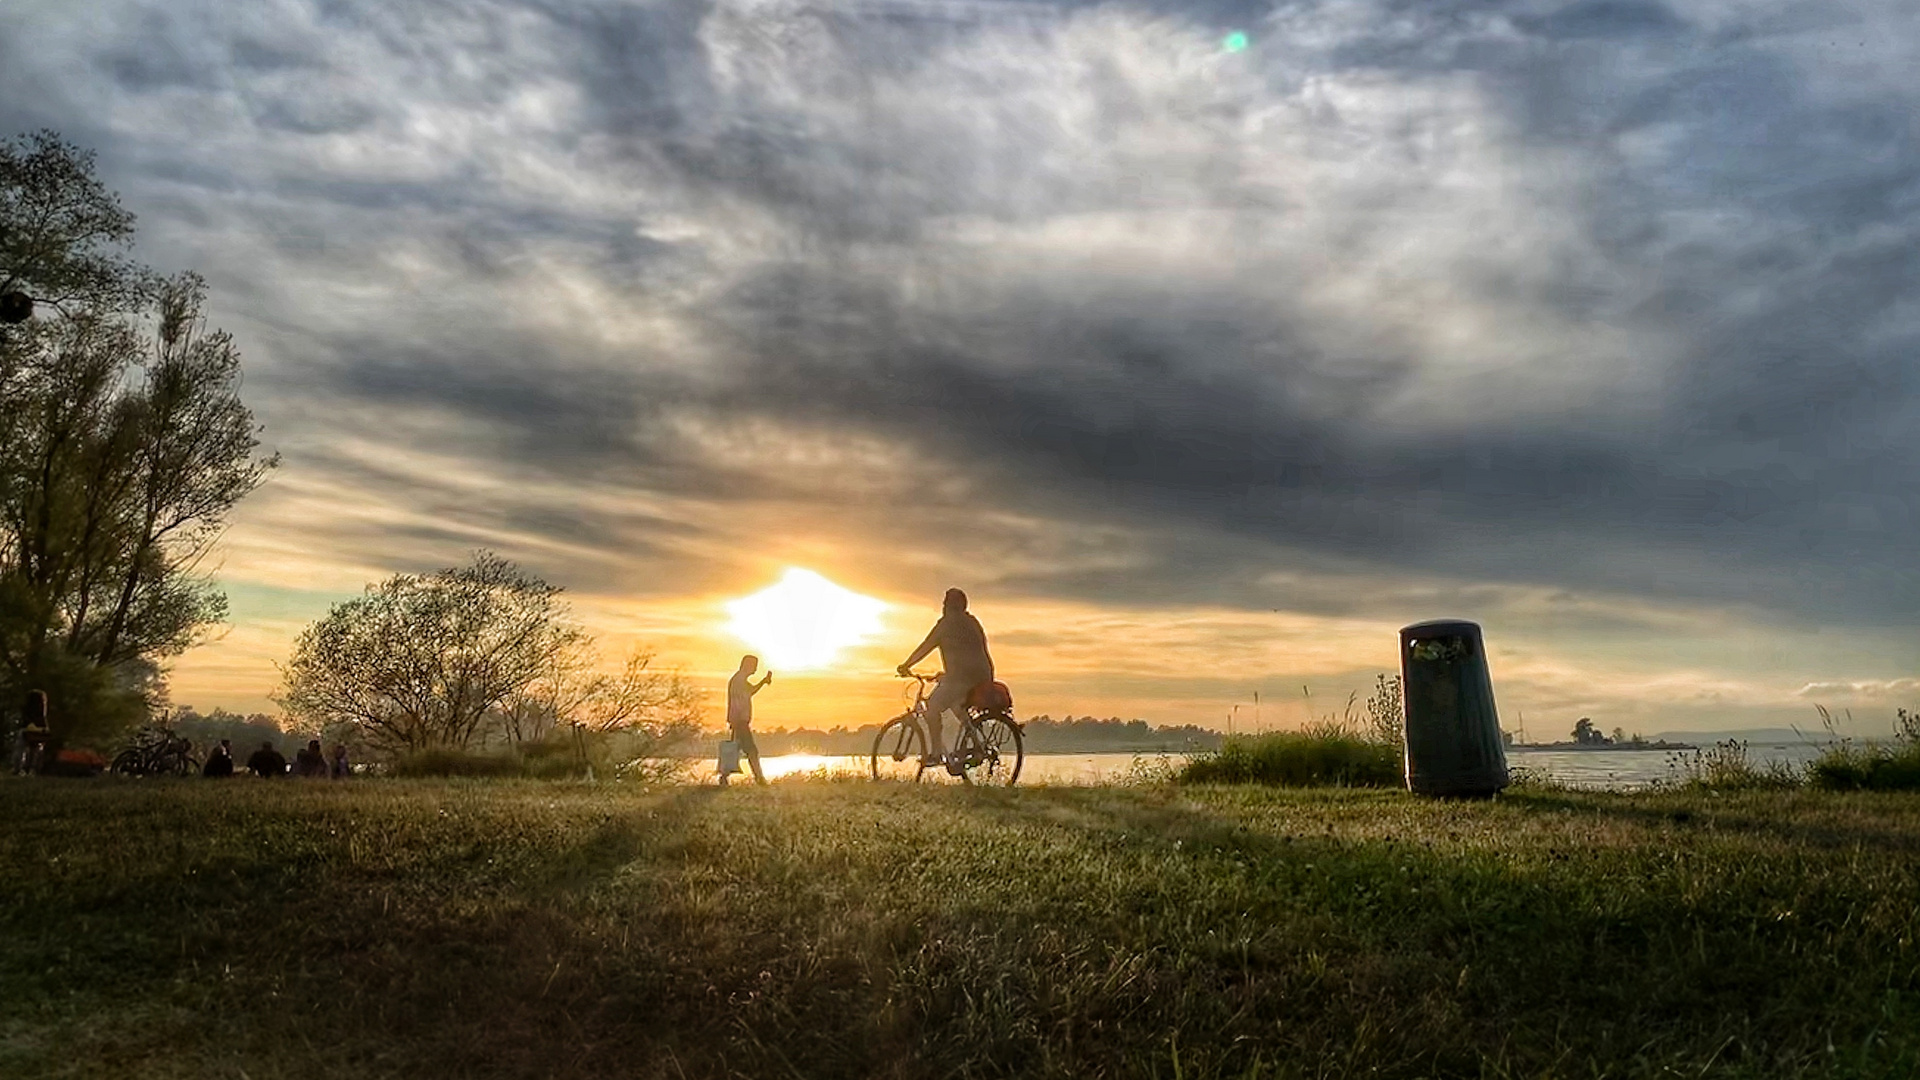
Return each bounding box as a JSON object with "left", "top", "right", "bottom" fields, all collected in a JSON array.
[
  {"left": 1020, "top": 716, "right": 1223, "bottom": 752},
  {"left": 712, "top": 714, "right": 1225, "bottom": 758},
  {"left": 1, "top": 131, "right": 275, "bottom": 749},
  {"left": 159, "top": 706, "right": 306, "bottom": 758}
]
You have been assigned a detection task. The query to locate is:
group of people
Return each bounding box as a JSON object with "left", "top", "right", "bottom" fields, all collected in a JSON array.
[
  {"left": 721, "top": 587, "right": 995, "bottom": 784},
  {"left": 202, "top": 737, "right": 351, "bottom": 779}
]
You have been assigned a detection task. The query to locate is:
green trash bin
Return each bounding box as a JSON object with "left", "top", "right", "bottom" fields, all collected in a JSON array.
[{"left": 1399, "top": 619, "right": 1508, "bottom": 797}]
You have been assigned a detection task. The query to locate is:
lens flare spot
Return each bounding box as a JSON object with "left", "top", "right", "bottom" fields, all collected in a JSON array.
[
  {"left": 1223, "top": 31, "right": 1249, "bottom": 53},
  {"left": 724, "top": 568, "right": 887, "bottom": 672}
]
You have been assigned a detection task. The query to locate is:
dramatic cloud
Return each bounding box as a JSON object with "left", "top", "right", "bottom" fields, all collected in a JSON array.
[{"left": 2, "top": 0, "right": 1914, "bottom": 728}]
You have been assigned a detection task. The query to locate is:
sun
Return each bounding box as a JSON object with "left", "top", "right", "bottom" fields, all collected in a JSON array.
[{"left": 724, "top": 568, "right": 888, "bottom": 672}]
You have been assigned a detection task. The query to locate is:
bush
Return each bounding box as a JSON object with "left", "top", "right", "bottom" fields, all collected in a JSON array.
[
  {"left": 1802, "top": 706, "right": 1920, "bottom": 792},
  {"left": 1178, "top": 731, "right": 1402, "bottom": 788},
  {"left": 519, "top": 736, "right": 592, "bottom": 780},
  {"left": 1808, "top": 741, "right": 1920, "bottom": 791},
  {"left": 390, "top": 748, "right": 527, "bottom": 778}
]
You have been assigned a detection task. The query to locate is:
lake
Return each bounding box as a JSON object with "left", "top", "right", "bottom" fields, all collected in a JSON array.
[
  {"left": 1506, "top": 742, "right": 1832, "bottom": 790},
  {"left": 711, "top": 742, "right": 1838, "bottom": 789}
]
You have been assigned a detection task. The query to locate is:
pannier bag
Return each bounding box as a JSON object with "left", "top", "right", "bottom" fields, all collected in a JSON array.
[{"left": 967, "top": 680, "right": 1014, "bottom": 712}]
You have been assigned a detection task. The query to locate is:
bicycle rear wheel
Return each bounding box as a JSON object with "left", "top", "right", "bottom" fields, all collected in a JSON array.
[
  {"left": 870, "top": 716, "right": 932, "bottom": 782},
  {"left": 110, "top": 750, "right": 143, "bottom": 777},
  {"left": 965, "top": 713, "right": 1024, "bottom": 787}
]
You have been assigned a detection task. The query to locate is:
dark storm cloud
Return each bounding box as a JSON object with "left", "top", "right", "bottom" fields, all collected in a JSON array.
[
  {"left": 638, "top": 0, "right": 1919, "bottom": 622},
  {"left": 3, "top": 0, "right": 1916, "bottom": 630}
]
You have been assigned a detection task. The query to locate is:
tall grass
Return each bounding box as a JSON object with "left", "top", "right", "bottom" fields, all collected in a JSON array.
[
  {"left": 1806, "top": 705, "right": 1920, "bottom": 791},
  {"left": 1179, "top": 728, "right": 1401, "bottom": 787},
  {"left": 1180, "top": 680, "right": 1404, "bottom": 787},
  {"left": 1667, "top": 739, "right": 1803, "bottom": 792},
  {"left": 1664, "top": 707, "right": 1920, "bottom": 793}
]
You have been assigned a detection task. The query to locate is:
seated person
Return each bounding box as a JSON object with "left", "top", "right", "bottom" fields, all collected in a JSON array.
[
  {"left": 246, "top": 740, "right": 287, "bottom": 778},
  {"left": 202, "top": 738, "right": 235, "bottom": 778},
  {"left": 294, "top": 739, "right": 327, "bottom": 777}
]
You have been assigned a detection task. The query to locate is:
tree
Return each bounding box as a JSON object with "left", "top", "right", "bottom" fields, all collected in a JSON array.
[
  {"left": 280, "top": 553, "right": 588, "bottom": 753},
  {"left": 1571, "top": 717, "right": 1609, "bottom": 745},
  {"left": 496, "top": 644, "right": 704, "bottom": 777},
  {"left": 0, "top": 132, "right": 274, "bottom": 746},
  {"left": 0, "top": 130, "right": 148, "bottom": 317},
  {"left": 501, "top": 645, "right": 701, "bottom": 742}
]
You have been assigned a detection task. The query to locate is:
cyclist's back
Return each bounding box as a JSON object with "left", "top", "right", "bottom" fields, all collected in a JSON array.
[{"left": 926, "top": 607, "right": 993, "bottom": 684}]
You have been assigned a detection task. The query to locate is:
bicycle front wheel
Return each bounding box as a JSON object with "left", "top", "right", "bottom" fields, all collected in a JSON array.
[
  {"left": 870, "top": 715, "right": 932, "bottom": 782},
  {"left": 110, "top": 750, "right": 143, "bottom": 777}
]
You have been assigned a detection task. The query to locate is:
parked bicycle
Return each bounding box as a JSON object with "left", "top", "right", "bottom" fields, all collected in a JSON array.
[
  {"left": 110, "top": 725, "right": 199, "bottom": 778},
  {"left": 870, "top": 672, "right": 1024, "bottom": 785}
]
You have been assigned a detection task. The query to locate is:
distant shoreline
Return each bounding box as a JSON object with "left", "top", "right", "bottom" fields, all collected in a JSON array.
[{"left": 1509, "top": 742, "right": 1697, "bottom": 752}]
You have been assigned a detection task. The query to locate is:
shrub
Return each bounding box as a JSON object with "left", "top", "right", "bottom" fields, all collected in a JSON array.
[
  {"left": 1803, "top": 705, "right": 1920, "bottom": 792},
  {"left": 390, "top": 748, "right": 527, "bottom": 778},
  {"left": 1178, "top": 731, "right": 1402, "bottom": 788},
  {"left": 517, "top": 736, "right": 591, "bottom": 779},
  {"left": 1806, "top": 743, "right": 1920, "bottom": 791}
]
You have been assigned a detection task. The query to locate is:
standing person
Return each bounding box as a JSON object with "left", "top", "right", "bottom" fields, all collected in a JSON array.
[
  {"left": 897, "top": 588, "right": 994, "bottom": 775},
  {"left": 202, "top": 739, "right": 235, "bottom": 778},
  {"left": 722, "top": 655, "right": 773, "bottom": 786},
  {"left": 12, "top": 690, "right": 50, "bottom": 775},
  {"left": 329, "top": 744, "right": 350, "bottom": 779}
]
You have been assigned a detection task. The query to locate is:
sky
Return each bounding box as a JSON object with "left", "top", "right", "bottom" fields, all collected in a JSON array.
[{"left": 2, "top": 0, "right": 1916, "bottom": 737}]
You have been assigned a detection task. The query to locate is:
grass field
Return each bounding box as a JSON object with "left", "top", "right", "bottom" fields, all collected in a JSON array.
[{"left": 3, "top": 778, "right": 1918, "bottom": 1079}]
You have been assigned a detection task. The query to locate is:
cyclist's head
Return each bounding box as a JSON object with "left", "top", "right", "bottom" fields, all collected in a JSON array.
[
  {"left": 944, "top": 588, "right": 967, "bottom": 612},
  {"left": 22, "top": 689, "right": 46, "bottom": 723},
  {"left": 739, "top": 654, "right": 758, "bottom": 673}
]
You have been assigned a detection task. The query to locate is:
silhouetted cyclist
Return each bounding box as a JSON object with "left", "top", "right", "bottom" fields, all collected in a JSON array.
[{"left": 897, "top": 588, "right": 994, "bottom": 774}]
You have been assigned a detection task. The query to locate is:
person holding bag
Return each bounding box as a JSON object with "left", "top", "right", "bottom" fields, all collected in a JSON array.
[{"left": 721, "top": 655, "right": 772, "bottom": 786}]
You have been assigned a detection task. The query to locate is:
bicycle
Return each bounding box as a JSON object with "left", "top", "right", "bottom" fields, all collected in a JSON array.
[
  {"left": 870, "top": 672, "right": 1024, "bottom": 786},
  {"left": 110, "top": 725, "right": 199, "bottom": 778}
]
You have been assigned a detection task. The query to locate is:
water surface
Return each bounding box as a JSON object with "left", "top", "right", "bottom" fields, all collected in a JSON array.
[{"left": 708, "top": 743, "right": 1836, "bottom": 790}]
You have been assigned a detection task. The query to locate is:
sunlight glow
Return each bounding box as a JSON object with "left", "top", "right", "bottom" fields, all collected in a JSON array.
[{"left": 724, "top": 568, "right": 888, "bottom": 672}]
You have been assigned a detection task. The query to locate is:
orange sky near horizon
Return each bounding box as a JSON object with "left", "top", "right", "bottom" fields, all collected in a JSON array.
[{"left": 163, "top": 538, "right": 1917, "bottom": 742}]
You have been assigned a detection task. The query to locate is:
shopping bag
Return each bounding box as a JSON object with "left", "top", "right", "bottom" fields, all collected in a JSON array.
[{"left": 718, "top": 739, "right": 741, "bottom": 776}]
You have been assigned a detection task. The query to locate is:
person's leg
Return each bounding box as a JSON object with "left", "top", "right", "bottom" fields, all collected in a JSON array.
[
  {"left": 737, "top": 728, "right": 766, "bottom": 785},
  {"left": 922, "top": 679, "right": 970, "bottom": 761}
]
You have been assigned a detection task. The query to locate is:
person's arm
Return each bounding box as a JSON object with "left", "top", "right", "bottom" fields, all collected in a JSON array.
[
  {"left": 751, "top": 672, "right": 772, "bottom": 693},
  {"left": 899, "top": 619, "right": 944, "bottom": 673}
]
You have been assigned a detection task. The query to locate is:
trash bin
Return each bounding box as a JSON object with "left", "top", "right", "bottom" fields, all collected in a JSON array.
[{"left": 1399, "top": 619, "right": 1508, "bottom": 797}]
